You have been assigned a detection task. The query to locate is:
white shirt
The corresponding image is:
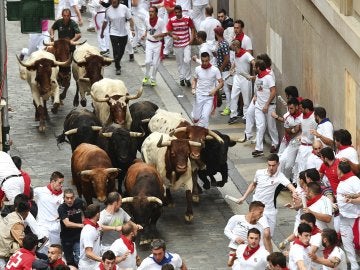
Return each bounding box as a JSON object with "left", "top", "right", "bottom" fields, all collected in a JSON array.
[
  {"left": 110, "top": 238, "right": 137, "bottom": 269},
  {"left": 308, "top": 195, "right": 333, "bottom": 230},
  {"left": 79, "top": 224, "right": 101, "bottom": 270},
  {"left": 233, "top": 52, "right": 254, "bottom": 77},
  {"left": 224, "top": 215, "right": 264, "bottom": 249},
  {"left": 241, "top": 34, "right": 252, "bottom": 51},
  {"left": 34, "top": 186, "right": 63, "bottom": 224},
  {"left": 289, "top": 242, "right": 312, "bottom": 270},
  {"left": 336, "top": 175, "right": 360, "bottom": 218},
  {"left": 145, "top": 17, "right": 166, "bottom": 42},
  {"left": 254, "top": 73, "right": 276, "bottom": 110},
  {"left": 194, "top": 65, "right": 221, "bottom": 96},
  {"left": 192, "top": 0, "right": 208, "bottom": 5},
  {"left": 306, "top": 153, "right": 323, "bottom": 170},
  {"left": 99, "top": 208, "right": 131, "bottom": 247},
  {"left": 176, "top": 0, "right": 191, "bottom": 10},
  {"left": 197, "top": 41, "right": 216, "bottom": 65},
  {"left": 316, "top": 120, "right": 334, "bottom": 147},
  {"left": 252, "top": 169, "right": 291, "bottom": 213},
  {"left": 335, "top": 147, "right": 359, "bottom": 164},
  {"left": 105, "top": 4, "right": 132, "bottom": 36},
  {"left": 199, "top": 16, "right": 221, "bottom": 43},
  {"left": 300, "top": 113, "right": 318, "bottom": 144},
  {"left": 137, "top": 252, "right": 183, "bottom": 270},
  {"left": 322, "top": 246, "right": 347, "bottom": 270},
  {"left": 232, "top": 244, "right": 269, "bottom": 270}
]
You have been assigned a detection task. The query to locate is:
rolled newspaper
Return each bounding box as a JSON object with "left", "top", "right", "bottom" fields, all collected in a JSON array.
[
  {"left": 277, "top": 95, "right": 287, "bottom": 107},
  {"left": 225, "top": 195, "right": 239, "bottom": 203},
  {"left": 301, "top": 193, "right": 307, "bottom": 208}
]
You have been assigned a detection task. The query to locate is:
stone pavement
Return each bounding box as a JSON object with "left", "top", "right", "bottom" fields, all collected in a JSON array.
[{"left": 4, "top": 14, "right": 299, "bottom": 269}]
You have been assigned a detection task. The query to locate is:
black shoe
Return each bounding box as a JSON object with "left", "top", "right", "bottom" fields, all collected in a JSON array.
[
  {"left": 129, "top": 54, "right": 134, "bottom": 62},
  {"left": 252, "top": 150, "right": 264, "bottom": 157},
  {"left": 270, "top": 145, "right": 278, "bottom": 153},
  {"left": 185, "top": 79, "right": 191, "bottom": 87},
  {"left": 116, "top": 69, "right": 121, "bottom": 75},
  {"left": 180, "top": 80, "right": 185, "bottom": 86},
  {"left": 228, "top": 117, "right": 239, "bottom": 125},
  {"left": 100, "top": 49, "right": 110, "bottom": 56}
]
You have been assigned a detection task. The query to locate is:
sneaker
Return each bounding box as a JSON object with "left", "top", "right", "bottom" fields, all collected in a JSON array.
[
  {"left": 150, "top": 79, "right": 157, "bottom": 87},
  {"left": 250, "top": 138, "right": 256, "bottom": 144},
  {"left": 238, "top": 134, "right": 252, "bottom": 143},
  {"left": 185, "top": 79, "right": 191, "bottom": 87},
  {"left": 116, "top": 69, "right": 121, "bottom": 75},
  {"left": 129, "top": 54, "right": 135, "bottom": 62},
  {"left": 270, "top": 145, "right": 278, "bottom": 153},
  {"left": 142, "top": 77, "right": 149, "bottom": 85},
  {"left": 100, "top": 49, "right": 110, "bottom": 56},
  {"left": 228, "top": 116, "right": 239, "bottom": 125},
  {"left": 252, "top": 150, "right": 264, "bottom": 157},
  {"left": 220, "top": 107, "right": 230, "bottom": 116},
  {"left": 180, "top": 80, "right": 185, "bottom": 86},
  {"left": 87, "top": 27, "right": 95, "bottom": 32}
]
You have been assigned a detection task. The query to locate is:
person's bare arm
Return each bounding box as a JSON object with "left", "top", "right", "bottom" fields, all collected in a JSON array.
[
  {"left": 85, "top": 247, "right": 102, "bottom": 262},
  {"left": 72, "top": 5, "right": 83, "bottom": 26},
  {"left": 296, "top": 260, "right": 307, "bottom": 270},
  {"left": 62, "top": 218, "right": 84, "bottom": 229},
  {"left": 101, "top": 21, "right": 108, "bottom": 38},
  {"left": 238, "top": 182, "right": 257, "bottom": 204},
  {"left": 303, "top": 208, "right": 332, "bottom": 223}
]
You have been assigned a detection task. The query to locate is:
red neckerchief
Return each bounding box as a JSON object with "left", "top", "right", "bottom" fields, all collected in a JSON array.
[
  {"left": 339, "top": 171, "right": 355, "bottom": 181},
  {"left": 235, "top": 48, "right": 246, "bottom": 58},
  {"left": 291, "top": 110, "right": 302, "bottom": 119},
  {"left": 294, "top": 237, "right": 310, "bottom": 248},
  {"left": 99, "top": 262, "right": 117, "bottom": 270},
  {"left": 83, "top": 218, "right": 99, "bottom": 229},
  {"left": 311, "top": 225, "right": 321, "bottom": 236},
  {"left": 281, "top": 268, "right": 290, "bottom": 270},
  {"left": 306, "top": 194, "right": 322, "bottom": 207},
  {"left": 257, "top": 70, "right": 270, "bottom": 78},
  {"left": 47, "top": 184, "right": 62, "bottom": 196},
  {"left": 297, "top": 97, "right": 303, "bottom": 102},
  {"left": 201, "top": 63, "right": 212, "bottom": 69},
  {"left": 235, "top": 32, "right": 244, "bottom": 42},
  {"left": 243, "top": 245, "right": 260, "bottom": 260},
  {"left": 121, "top": 235, "right": 134, "bottom": 254},
  {"left": 149, "top": 16, "right": 158, "bottom": 27},
  {"left": 50, "top": 258, "right": 66, "bottom": 268},
  {"left": 338, "top": 145, "right": 351, "bottom": 151},
  {"left": 20, "top": 170, "right": 31, "bottom": 197},
  {"left": 302, "top": 111, "right": 313, "bottom": 119},
  {"left": 323, "top": 246, "right": 335, "bottom": 259},
  {"left": 19, "top": 247, "right": 35, "bottom": 256}
]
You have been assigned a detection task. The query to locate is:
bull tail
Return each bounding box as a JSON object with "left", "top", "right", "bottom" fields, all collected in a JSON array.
[{"left": 56, "top": 131, "right": 70, "bottom": 146}]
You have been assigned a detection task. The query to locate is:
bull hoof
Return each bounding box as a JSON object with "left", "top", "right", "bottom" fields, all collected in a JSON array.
[
  {"left": 60, "top": 100, "right": 64, "bottom": 106},
  {"left": 184, "top": 214, "right": 193, "bottom": 223},
  {"left": 51, "top": 103, "right": 60, "bottom": 114},
  {"left": 217, "top": 181, "right": 226, "bottom": 187},
  {"left": 38, "top": 124, "right": 46, "bottom": 132},
  {"left": 80, "top": 98, "right": 87, "bottom": 107},
  {"left": 59, "top": 92, "right": 66, "bottom": 101},
  {"left": 192, "top": 195, "right": 200, "bottom": 203},
  {"left": 203, "top": 182, "right": 210, "bottom": 190},
  {"left": 73, "top": 98, "right": 79, "bottom": 107}
]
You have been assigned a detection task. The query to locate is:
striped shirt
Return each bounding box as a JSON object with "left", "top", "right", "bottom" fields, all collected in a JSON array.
[{"left": 167, "top": 15, "right": 194, "bottom": 47}]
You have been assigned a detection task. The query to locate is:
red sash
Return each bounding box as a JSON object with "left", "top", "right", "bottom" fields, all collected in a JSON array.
[
  {"left": 47, "top": 184, "right": 62, "bottom": 196},
  {"left": 121, "top": 235, "right": 135, "bottom": 254},
  {"left": 257, "top": 70, "right": 270, "bottom": 78},
  {"left": 21, "top": 170, "right": 31, "bottom": 197},
  {"left": 302, "top": 111, "right": 313, "bottom": 119},
  {"left": 242, "top": 245, "right": 260, "bottom": 260},
  {"left": 235, "top": 48, "right": 246, "bottom": 58},
  {"left": 294, "top": 237, "right": 310, "bottom": 248},
  {"left": 353, "top": 217, "right": 360, "bottom": 250},
  {"left": 83, "top": 218, "right": 99, "bottom": 229}
]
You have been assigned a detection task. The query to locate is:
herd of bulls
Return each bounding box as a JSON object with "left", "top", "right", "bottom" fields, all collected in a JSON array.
[{"left": 17, "top": 39, "right": 237, "bottom": 245}]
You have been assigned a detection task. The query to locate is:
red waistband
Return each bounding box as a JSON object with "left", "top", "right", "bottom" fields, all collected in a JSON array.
[
  {"left": 147, "top": 39, "right": 160, "bottom": 43},
  {"left": 301, "top": 142, "right": 312, "bottom": 146}
]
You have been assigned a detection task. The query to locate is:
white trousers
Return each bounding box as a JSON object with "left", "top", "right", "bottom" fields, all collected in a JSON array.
[
  {"left": 192, "top": 95, "right": 213, "bottom": 128},
  {"left": 255, "top": 105, "right": 278, "bottom": 151},
  {"left": 191, "top": 4, "right": 207, "bottom": 30},
  {"left": 293, "top": 145, "right": 313, "bottom": 184},
  {"left": 263, "top": 210, "right": 277, "bottom": 236},
  {"left": 279, "top": 139, "right": 300, "bottom": 180},
  {"left": 244, "top": 100, "right": 256, "bottom": 138},
  {"left": 95, "top": 12, "right": 110, "bottom": 51},
  {"left": 230, "top": 75, "right": 251, "bottom": 118},
  {"left": 145, "top": 40, "right": 162, "bottom": 80},
  {"left": 174, "top": 45, "right": 191, "bottom": 81},
  {"left": 27, "top": 31, "right": 50, "bottom": 55},
  {"left": 221, "top": 71, "right": 230, "bottom": 108},
  {"left": 132, "top": 8, "right": 147, "bottom": 47},
  {"left": 340, "top": 216, "right": 359, "bottom": 270}
]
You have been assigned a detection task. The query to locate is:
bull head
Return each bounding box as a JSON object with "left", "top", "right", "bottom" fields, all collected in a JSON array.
[
  {"left": 101, "top": 131, "right": 144, "bottom": 138},
  {"left": 64, "top": 126, "right": 102, "bottom": 135},
  {"left": 80, "top": 167, "right": 120, "bottom": 175},
  {"left": 122, "top": 196, "right": 162, "bottom": 205},
  {"left": 16, "top": 55, "right": 71, "bottom": 69},
  {"left": 157, "top": 135, "right": 202, "bottom": 148}
]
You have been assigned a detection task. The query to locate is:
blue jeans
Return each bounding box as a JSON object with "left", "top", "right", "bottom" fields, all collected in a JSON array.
[{"left": 61, "top": 239, "right": 80, "bottom": 267}]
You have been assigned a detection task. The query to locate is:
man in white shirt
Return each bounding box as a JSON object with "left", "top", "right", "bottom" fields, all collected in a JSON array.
[
  {"left": 266, "top": 252, "right": 289, "bottom": 270},
  {"left": 34, "top": 171, "right": 64, "bottom": 249},
  {"left": 79, "top": 204, "right": 102, "bottom": 270},
  {"left": 309, "top": 228, "right": 347, "bottom": 270},
  {"left": 191, "top": 51, "right": 223, "bottom": 128},
  {"left": 191, "top": 0, "right": 209, "bottom": 30},
  {"left": 110, "top": 222, "right": 140, "bottom": 269},
  {"left": 306, "top": 140, "right": 324, "bottom": 170},
  {"left": 56, "top": 0, "right": 83, "bottom": 25},
  {"left": 191, "top": 31, "right": 216, "bottom": 65},
  {"left": 96, "top": 250, "right": 119, "bottom": 270},
  {"left": 310, "top": 107, "right": 334, "bottom": 148},
  {"left": 289, "top": 223, "right": 313, "bottom": 270},
  {"left": 231, "top": 228, "right": 269, "bottom": 270},
  {"left": 336, "top": 162, "right": 360, "bottom": 270},
  {"left": 198, "top": 5, "right": 220, "bottom": 48},
  {"left": 233, "top": 19, "right": 252, "bottom": 53},
  {"left": 238, "top": 154, "right": 297, "bottom": 243},
  {"left": 334, "top": 129, "right": 359, "bottom": 164},
  {"left": 138, "top": 239, "right": 187, "bottom": 270},
  {"left": 224, "top": 201, "right": 271, "bottom": 266}
]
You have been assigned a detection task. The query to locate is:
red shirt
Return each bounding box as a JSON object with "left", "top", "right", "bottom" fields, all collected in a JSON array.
[
  {"left": 319, "top": 159, "right": 341, "bottom": 194},
  {"left": 6, "top": 248, "right": 35, "bottom": 270},
  {"left": 164, "top": 0, "right": 176, "bottom": 19},
  {"left": 167, "top": 16, "right": 195, "bottom": 48},
  {"left": 50, "top": 258, "right": 66, "bottom": 269}
]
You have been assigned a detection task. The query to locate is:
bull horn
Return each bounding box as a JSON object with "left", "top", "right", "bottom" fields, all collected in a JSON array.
[
  {"left": 79, "top": 77, "right": 91, "bottom": 82},
  {"left": 147, "top": 196, "right": 163, "bottom": 205},
  {"left": 53, "top": 57, "right": 72, "bottom": 67},
  {"left": 169, "top": 127, "right": 187, "bottom": 136},
  {"left": 101, "top": 132, "right": 113, "bottom": 138},
  {"left": 129, "top": 131, "right": 144, "bottom": 137},
  {"left": 70, "top": 40, "right": 87, "bottom": 46},
  {"left": 207, "top": 130, "right": 224, "bottom": 143},
  {"left": 157, "top": 135, "right": 171, "bottom": 147},
  {"left": 141, "top": 118, "right": 150, "bottom": 123},
  {"left": 126, "top": 87, "right": 143, "bottom": 101},
  {"left": 102, "top": 57, "right": 114, "bottom": 62},
  {"left": 80, "top": 169, "right": 93, "bottom": 175},
  {"left": 90, "top": 92, "right": 110, "bottom": 102},
  {"left": 105, "top": 168, "right": 120, "bottom": 173},
  {"left": 64, "top": 128, "right": 78, "bottom": 135},
  {"left": 91, "top": 126, "right": 103, "bottom": 131},
  {"left": 121, "top": 197, "right": 134, "bottom": 203},
  {"left": 228, "top": 135, "right": 239, "bottom": 142},
  {"left": 189, "top": 140, "right": 202, "bottom": 147},
  {"left": 171, "top": 171, "right": 176, "bottom": 186},
  {"left": 43, "top": 40, "right": 54, "bottom": 47},
  {"left": 16, "top": 54, "right": 33, "bottom": 68}
]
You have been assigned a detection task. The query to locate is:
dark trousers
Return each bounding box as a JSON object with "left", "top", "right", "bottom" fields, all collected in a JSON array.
[
  {"left": 110, "top": 35, "right": 128, "bottom": 70},
  {"left": 61, "top": 238, "right": 80, "bottom": 267}
]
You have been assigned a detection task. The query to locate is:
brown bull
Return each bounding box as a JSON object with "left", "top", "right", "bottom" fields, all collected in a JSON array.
[
  {"left": 71, "top": 143, "right": 119, "bottom": 204},
  {"left": 123, "top": 161, "right": 164, "bottom": 245}
]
